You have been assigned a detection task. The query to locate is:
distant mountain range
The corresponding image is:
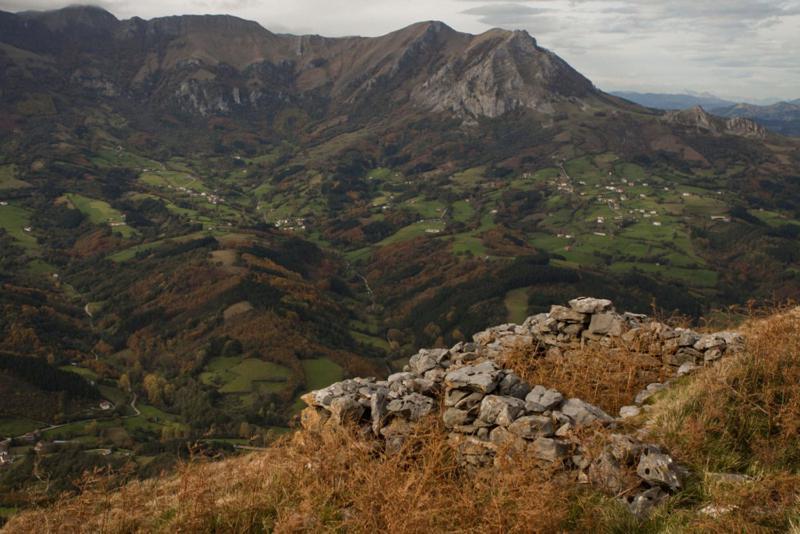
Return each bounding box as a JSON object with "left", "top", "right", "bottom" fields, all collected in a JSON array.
[{"left": 612, "top": 91, "right": 800, "bottom": 136}]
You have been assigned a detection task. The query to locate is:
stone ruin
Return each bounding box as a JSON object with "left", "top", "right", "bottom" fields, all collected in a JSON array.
[{"left": 301, "top": 297, "right": 744, "bottom": 517}]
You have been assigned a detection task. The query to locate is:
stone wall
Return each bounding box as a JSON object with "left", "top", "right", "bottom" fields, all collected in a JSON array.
[{"left": 301, "top": 297, "right": 744, "bottom": 516}]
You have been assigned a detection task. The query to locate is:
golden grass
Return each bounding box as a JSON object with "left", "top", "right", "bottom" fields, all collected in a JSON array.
[
  {"left": 6, "top": 420, "right": 578, "bottom": 533},
  {"left": 505, "top": 341, "right": 667, "bottom": 416},
  {"left": 10, "top": 307, "right": 800, "bottom": 532}
]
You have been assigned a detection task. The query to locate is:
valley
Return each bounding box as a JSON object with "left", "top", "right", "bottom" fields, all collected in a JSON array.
[{"left": 1, "top": 6, "right": 800, "bottom": 523}]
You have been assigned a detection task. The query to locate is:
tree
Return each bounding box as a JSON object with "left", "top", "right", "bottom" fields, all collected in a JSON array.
[
  {"left": 118, "top": 373, "right": 131, "bottom": 393},
  {"left": 143, "top": 373, "right": 163, "bottom": 405}
]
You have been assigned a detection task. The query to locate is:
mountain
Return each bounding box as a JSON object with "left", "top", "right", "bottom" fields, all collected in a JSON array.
[
  {"left": 611, "top": 92, "right": 800, "bottom": 137},
  {"left": 610, "top": 91, "right": 735, "bottom": 110},
  {"left": 711, "top": 101, "right": 800, "bottom": 137},
  {"left": 2, "top": 6, "right": 800, "bottom": 519}
]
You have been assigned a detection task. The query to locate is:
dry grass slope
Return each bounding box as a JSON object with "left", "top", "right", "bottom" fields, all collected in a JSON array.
[{"left": 7, "top": 308, "right": 800, "bottom": 533}]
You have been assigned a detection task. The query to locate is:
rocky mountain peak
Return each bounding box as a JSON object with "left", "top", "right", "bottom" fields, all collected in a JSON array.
[
  {"left": 663, "top": 105, "right": 767, "bottom": 139},
  {"left": 20, "top": 5, "right": 119, "bottom": 32}
]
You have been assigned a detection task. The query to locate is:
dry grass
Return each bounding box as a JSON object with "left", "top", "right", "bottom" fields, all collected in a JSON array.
[
  {"left": 505, "top": 341, "right": 667, "bottom": 415},
  {"left": 6, "top": 419, "right": 581, "bottom": 533},
  {"left": 644, "top": 308, "right": 800, "bottom": 531}
]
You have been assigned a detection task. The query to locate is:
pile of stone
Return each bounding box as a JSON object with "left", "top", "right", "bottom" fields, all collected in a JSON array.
[{"left": 300, "top": 297, "right": 744, "bottom": 516}]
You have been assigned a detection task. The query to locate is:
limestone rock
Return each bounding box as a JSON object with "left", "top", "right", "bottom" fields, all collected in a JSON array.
[
  {"left": 560, "top": 398, "right": 613, "bottom": 426},
  {"left": 530, "top": 437, "right": 570, "bottom": 461},
  {"left": 443, "top": 407, "right": 473, "bottom": 428},
  {"left": 444, "top": 361, "right": 502, "bottom": 393},
  {"left": 619, "top": 405, "right": 641, "bottom": 419},
  {"left": 588, "top": 312, "right": 624, "bottom": 336},
  {"left": 637, "top": 448, "right": 685, "bottom": 491},
  {"left": 524, "top": 385, "right": 564, "bottom": 411},
  {"left": 477, "top": 395, "right": 526, "bottom": 426},
  {"left": 507, "top": 415, "right": 554, "bottom": 439},
  {"left": 569, "top": 297, "right": 614, "bottom": 314},
  {"left": 497, "top": 372, "right": 531, "bottom": 399},
  {"left": 549, "top": 305, "right": 588, "bottom": 323},
  {"left": 625, "top": 486, "right": 668, "bottom": 518}
]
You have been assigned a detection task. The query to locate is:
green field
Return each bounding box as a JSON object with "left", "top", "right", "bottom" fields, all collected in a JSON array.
[
  {"left": 301, "top": 358, "right": 343, "bottom": 391},
  {"left": 0, "top": 417, "right": 42, "bottom": 436},
  {"left": 66, "top": 193, "right": 137, "bottom": 238},
  {"left": 0, "top": 204, "right": 37, "bottom": 249},
  {"left": 200, "top": 357, "right": 292, "bottom": 395},
  {"left": 0, "top": 164, "right": 31, "bottom": 189},
  {"left": 504, "top": 288, "right": 529, "bottom": 324}
]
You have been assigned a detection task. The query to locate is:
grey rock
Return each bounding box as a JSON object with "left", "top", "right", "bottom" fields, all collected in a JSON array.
[
  {"left": 619, "top": 405, "right": 641, "bottom": 419},
  {"left": 588, "top": 312, "right": 624, "bottom": 336},
  {"left": 607, "top": 434, "right": 644, "bottom": 464},
  {"left": 387, "top": 372, "right": 414, "bottom": 383},
  {"left": 454, "top": 391, "right": 485, "bottom": 411},
  {"left": 443, "top": 408, "right": 472, "bottom": 428},
  {"left": 666, "top": 347, "right": 702, "bottom": 366},
  {"left": 524, "top": 385, "right": 564, "bottom": 410},
  {"left": 507, "top": 415, "right": 554, "bottom": 439},
  {"left": 385, "top": 393, "right": 436, "bottom": 421},
  {"left": 625, "top": 486, "right": 668, "bottom": 518},
  {"left": 677, "top": 362, "right": 698, "bottom": 376},
  {"left": 637, "top": 448, "right": 686, "bottom": 491},
  {"left": 694, "top": 334, "right": 726, "bottom": 351},
  {"left": 569, "top": 297, "right": 614, "bottom": 314},
  {"left": 588, "top": 451, "right": 627, "bottom": 494},
  {"left": 704, "top": 347, "right": 723, "bottom": 362},
  {"left": 370, "top": 389, "right": 388, "bottom": 436},
  {"left": 498, "top": 372, "right": 531, "bottom": 399},
  {"left": 477, "top": 395, "right": 526, "bottom": 426},
  {"left": 530, "top": 437, "right": 570, "bottom": 461},
  {"left": 634, "top": 383, "right": 667, "bottom": 405},
  {"left": 444, "top": 361, "right": 502, "bottom": 393},
  {"left": 677, "top": 330, "right": 701, "bottom": 347},
  {"left": 489, "top": 426, "right": 527, "bottom": 452},
  {"left": 444, "top": 388, "right": 470, "bottom": 407},
  {"left": 549, "top": 305, "right": 589, "bottom": 323},
  {"left": 329, "top": 395, "right": 365, "bottom": 425},
  {"left": 560, "top": 398, "right": 613, "bottom": 426}
]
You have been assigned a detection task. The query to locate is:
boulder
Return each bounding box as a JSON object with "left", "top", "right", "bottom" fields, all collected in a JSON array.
[
  {"left": 444, "top": 361, "right": 502, "bottom": 393},
  {"left": 587, "top": 312, "right": 624, "bottom": 336},
  {"left": 549, "top": 305, "right": 589, "bottom": 323},
  {"left": 677, "top": 362, "right": 698, "bottom": 376},
  {"left": 524, "top": 385, "right": 564, "bottom": 411},
  {"left": 634, "top": 383, "right": 667, "bottom": 405},
  {"left": 507, "top": 415, "right": 554, "bottom": 439},
  {"left": 530, "top": 437, "right": 570, "bottom": 461},
  {"left": 625, "top": 486, "right": 668, "bottom": 518},
  {"left": 385, "top": 393, "right": 436, "bottom": 421},
  {"left": 477, "top": 395, "right": 526, "bottom": 426},
  {"left": 497, "top": 372, "right": 531, "bottom": 399},
  {"left": 665, "top": 347, "right": 702, "bottom": 366},
  {"left": 443, "top": 407, "right": 473, "bottom": 428},
  {"left": 408, "top": 348, "right": 448, "bottom": 374},
  {"left": 569, "top": 297, "right": 614, "bottom": 314},
  {"left": 329, "top": 395, "right": 365, "bottom": 425},
  {"left": 637, "top": 448, "right": 686, "bottom": 491},
  {"left": 560, "top": 398, "right": 613, "bottom": 426},
  {"left": 618, "top": 405, "right": 641, "bottom": 419},
  {"left": 489, "top": 426, "right": 527, "bottom": 453}
]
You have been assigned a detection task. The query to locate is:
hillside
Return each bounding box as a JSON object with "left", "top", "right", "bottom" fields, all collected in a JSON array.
[
  {"left": 2, "top": 6, "right": 800, "bottom": 520},
  {"left": 5, "top": 300, "right": 800, "bottom": 532}
]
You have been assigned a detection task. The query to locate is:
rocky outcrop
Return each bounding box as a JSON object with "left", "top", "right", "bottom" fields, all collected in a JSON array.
[
  {"left": 301, "top": 297, "right": 744, "bottom": 516},
  {"left": 663, "top": 106, "right": 767, "bottom": 139}
]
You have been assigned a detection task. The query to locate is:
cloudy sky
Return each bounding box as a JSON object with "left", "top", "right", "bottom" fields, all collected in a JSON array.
[{"left": 2, "top": 0, "right": 798, "bottom": 102}]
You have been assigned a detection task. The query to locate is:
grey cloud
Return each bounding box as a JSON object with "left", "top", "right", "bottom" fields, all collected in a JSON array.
[{"left": 461, "top": 3, "right": 551, "bottom": 26}]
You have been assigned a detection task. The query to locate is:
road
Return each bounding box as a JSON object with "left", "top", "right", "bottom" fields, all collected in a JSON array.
[{"left": 12, "top": 393, "right": 140, "bottom": 439}]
